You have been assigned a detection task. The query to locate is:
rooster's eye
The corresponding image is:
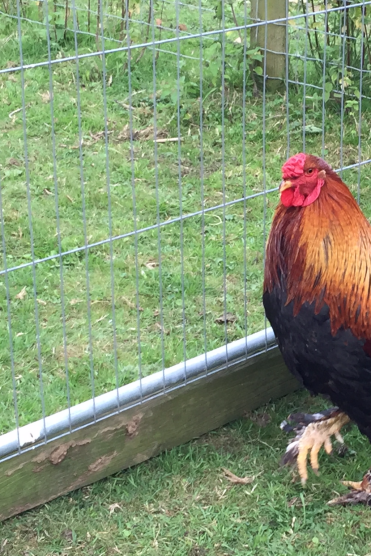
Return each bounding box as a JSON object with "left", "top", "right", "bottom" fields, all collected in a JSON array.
[{"left": 306, "top": 168, "right": 314, "bottom": 175}]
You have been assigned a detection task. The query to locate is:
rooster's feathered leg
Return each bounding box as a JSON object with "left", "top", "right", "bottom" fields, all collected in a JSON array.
[
  {"left": 281, "top": 408, "right": 351, "bottom": 484},
  {"left": 328, "top": 470, "right": 371, "bottom": 505}
]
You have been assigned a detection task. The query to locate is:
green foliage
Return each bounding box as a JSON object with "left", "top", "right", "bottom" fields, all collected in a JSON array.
[
  {"left": 290, "top": 1, "right": 371, "bottom": 114},
  {"left": 0, "top": 0, "right": 264, "bottom": 95}
]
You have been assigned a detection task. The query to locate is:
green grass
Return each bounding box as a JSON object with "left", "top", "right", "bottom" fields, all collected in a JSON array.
[
  {"left": 2, "top": 1, "right": 371, "bottom": 434},
  {"left": 2, "top": 3, "right": 371, "bottom": 552},
  {"left": 2, "top": 389, "right": 371, "bottom": 555}
]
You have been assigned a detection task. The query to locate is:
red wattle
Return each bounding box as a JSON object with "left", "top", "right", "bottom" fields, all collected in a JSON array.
[
  {"left": 280, "top": 179, "right": 325, "bottom": 208},
  {"left": 280, "top": 188, "right": 295, "bottom": 207}
]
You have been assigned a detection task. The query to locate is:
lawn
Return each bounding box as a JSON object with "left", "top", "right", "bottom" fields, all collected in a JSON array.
[
  {"left": 0, "top": 0, "right": 277, "bottom": 432},
  {"left": 2, "top": 1, "right": 371, "bottom": 551},
  {"left": 2, "top": 389, "right": 371, "bottom": 555},
  {"left": 1, "top": 0, "right": 371, "bottom": 435}
]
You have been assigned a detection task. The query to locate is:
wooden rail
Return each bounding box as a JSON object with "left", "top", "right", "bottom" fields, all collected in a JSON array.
[{"left": 0, "top": 347, "right": 298, "bottom": 521}]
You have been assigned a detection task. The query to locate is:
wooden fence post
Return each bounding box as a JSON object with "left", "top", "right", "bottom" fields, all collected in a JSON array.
[{"left": 250, "top": 0, "right": 287, "bottom": 91}]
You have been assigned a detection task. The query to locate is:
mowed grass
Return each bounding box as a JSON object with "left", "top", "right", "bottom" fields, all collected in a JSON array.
[
  {"left": 2, "top": 4, "right": 371, "bottom": 552},
  {"left": 2, "top": 389, "right": 371, "bottom": 555},
  {"left": 2, "top": 4, "right": 371, "bottom": 433}
]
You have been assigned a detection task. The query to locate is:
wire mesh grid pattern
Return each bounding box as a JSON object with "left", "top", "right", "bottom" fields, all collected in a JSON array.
[{"left": 0, "top": 0, "right": 370, "bottom": 461}]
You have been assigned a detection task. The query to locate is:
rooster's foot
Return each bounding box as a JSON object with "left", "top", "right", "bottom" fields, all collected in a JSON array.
[
  {"left": 280, "top": 407, "right": 350, "bottom": 484},
  {"left": 328, "top": 470, "right": 371, "bottom": 506}
]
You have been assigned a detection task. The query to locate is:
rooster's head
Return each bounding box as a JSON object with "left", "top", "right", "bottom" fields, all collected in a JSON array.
[{"left": 280, "top": 153, "right": 331, "bottom": 208}]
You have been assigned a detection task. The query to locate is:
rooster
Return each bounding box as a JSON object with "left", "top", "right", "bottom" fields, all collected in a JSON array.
[{"left": 263, "top": 153, "right": 371, "bottom": 505}]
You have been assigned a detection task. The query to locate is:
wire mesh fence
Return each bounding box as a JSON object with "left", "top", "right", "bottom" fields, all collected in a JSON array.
[{"left": 0, "top": 0, "right": 370, "bottom": 460}]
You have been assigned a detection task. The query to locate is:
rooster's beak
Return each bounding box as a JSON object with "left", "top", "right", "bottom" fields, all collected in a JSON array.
[{"left": 280, "top": 180, "right": 293, "bottom": 192}]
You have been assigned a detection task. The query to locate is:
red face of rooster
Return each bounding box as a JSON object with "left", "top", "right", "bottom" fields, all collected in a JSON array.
[{"left": 280, "top": 153, "right": 326, "bottom": 207}]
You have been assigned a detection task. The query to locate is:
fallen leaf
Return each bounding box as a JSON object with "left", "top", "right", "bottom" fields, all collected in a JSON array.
[
  {"left": 40, "top": 90, "right": 51, "bottom": 103},
  {"left": 117, "top": 124, "right": 167, "bottom": 142},
  {"left": 288, "top": 496, "right": 300, "bottom": 507},
  {"left": 245, "top": 411, "right": 271, "bottom": 427},
  {"left": 93, "top": 314, "right": 108, "bottom": 325},
  {"left": 178, "top": 23, "right": 187, "bottom": 31},
  {"left": 62, "top": 529, "right": 73, "bottom": 540},
  {"left": 155, "top": 18, "right": 162, "bottom": 26},
  {"left": 215, "top": 312, "right": 237, "bottom": 324},
  {"left": 37, "top": 299, "right": 47, "bottom": 306},
  {"left": 15, "top": 286, "right": 27, "bottom": 300},
  {"left": 70, "top": 299, "right": 82, "bottom": 305},
  {"left": 87, "top": 131, "right": 106, "bottom": 145},
  {"left": 108, "top": 503, "right": 122, "bottom": 514},
  {"left": 222, "top": 468, "right": 254, "bottom": 485},
  {"left": 7, "top": 158, "right": 21, "bottom": 166},
  {"left": 122, "top": 296, "right": 143, "bottom": 311},
  {"left": 145, "top": 260, "right": 159, "bottom": 269},
  {"left": 155, "top": 322, "right": 169, "bottom": 335}
]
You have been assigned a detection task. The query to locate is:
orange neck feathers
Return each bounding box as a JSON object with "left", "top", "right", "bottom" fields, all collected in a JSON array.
[{"left": 264, "top": 174, "right": 371, "bottom": 338}]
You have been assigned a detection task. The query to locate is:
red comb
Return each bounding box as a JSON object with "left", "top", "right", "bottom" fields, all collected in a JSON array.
[{"left": 282, "top": 153, "right": 306, "bottom": 179}]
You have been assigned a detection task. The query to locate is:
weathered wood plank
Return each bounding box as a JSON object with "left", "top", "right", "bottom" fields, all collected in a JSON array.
[{"left": 0, "top": 348, "right": 298, "bottom": 521}]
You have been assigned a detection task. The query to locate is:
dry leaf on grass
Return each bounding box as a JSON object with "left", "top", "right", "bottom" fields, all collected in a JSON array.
[
  {"left": 122, "top": 296, "right": 143, "bottom": 311},
  {"left": 155, "top": 18, "right": 162, "bottom": 26},
  {"left": 86, "top": 130, "right": 113, "bottom": 146},
  {"left": 245, "top": 410, "right": 272, "bottom": 427},
  {"left": 40, "top": 90, "right": 51, "bottom": 103},
  {"left": 108, "top": 503, "right": 122, "bottom": 514},
  {"left": 93, "top": 314, "right": 109, "bottom": 325},
  {"left": 7, "top": 157, "right": 21, "bottom": 166},
  {"left": 15, "top": 286, "right": 27, "bottom": 300},
  {"left": 215, "top": 312, "right": 237, "bottom": 324},
  {"left": 145, "top": 260, "right": 159, "bottom": 269},
  {"left": 222, "top": 468, "right": 254, "bottom": 485},
  {"left": 117, "top": 124, "right": 167, "bottom": 142},
  {"left": 62, "top": 529, "right": 73, "bottom": 540},
  {"left": 155, "top": 322, "right": 169, "bottom": 335}
]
